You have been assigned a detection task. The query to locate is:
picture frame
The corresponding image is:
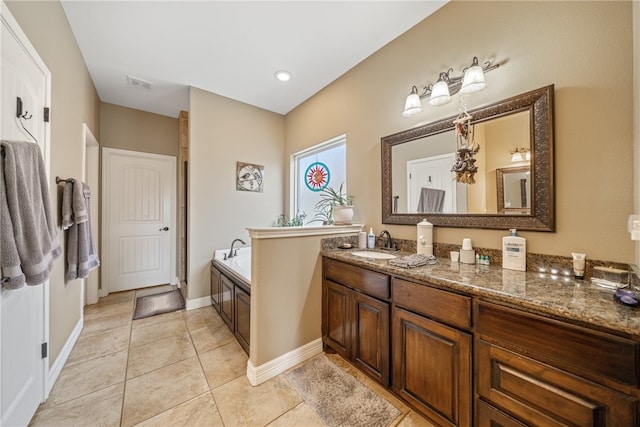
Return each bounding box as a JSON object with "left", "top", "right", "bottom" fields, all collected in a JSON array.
[{"left": 236, "top": 162, "right": 264, "bottom": 192}]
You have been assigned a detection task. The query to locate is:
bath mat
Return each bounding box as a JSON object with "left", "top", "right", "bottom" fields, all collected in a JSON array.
[
  {"left": 285, "top": 355, "right": 401, "bottom": 427},
  {"left": 132, "top": 289, "right": 184, "bottom": 320}
]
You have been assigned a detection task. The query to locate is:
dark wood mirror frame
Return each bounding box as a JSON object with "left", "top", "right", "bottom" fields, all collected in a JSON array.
[{"left": 381, "top": 85, "right": 554, "bottom": 231}]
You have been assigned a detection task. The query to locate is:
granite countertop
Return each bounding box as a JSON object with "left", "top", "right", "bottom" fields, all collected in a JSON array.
[{"left": 322, "top": 249, "right": 640, "bottom": 338}]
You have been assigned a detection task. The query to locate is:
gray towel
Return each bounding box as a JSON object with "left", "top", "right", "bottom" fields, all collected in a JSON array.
[
  {"left": 1, "top": 140, "right": 61, "bottom": 288},
  {"left": 417, "top": 188, "right": 445, "bottom": 213},
  {"left": 62, "top": 180, "right": 100, "bottom": 280},
  {"left": 389, "top": 254, "right": 437, "bottom": 269}
]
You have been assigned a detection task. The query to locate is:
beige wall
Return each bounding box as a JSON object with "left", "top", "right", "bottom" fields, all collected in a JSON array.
[
  {"left": 100, "top": 103, "right": 179, "bottom": 157},
  {"left": 286, "top": 1, "right": 634, "bottom": 263},
  {"left": 188, "top": 88, "right": 285, "bottom": 300},
  {"left": 634, "top": 0, "right": 640, "bottom": 266},
  {"left": 6, "top": 1, "right": 100, "bottom": 365},
  {"left": 250, "top": 235, "right": 324, "bottom": 366}
]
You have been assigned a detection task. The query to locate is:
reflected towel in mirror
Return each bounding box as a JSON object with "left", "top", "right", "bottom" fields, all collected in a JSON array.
[{"left": 417, "top": 188, "right": 445, "bottom": 213}]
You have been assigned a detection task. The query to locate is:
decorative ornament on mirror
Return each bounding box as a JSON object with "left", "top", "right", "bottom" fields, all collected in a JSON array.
[{"left": 451, "top": 98, "right": 480, "bottom": 184}]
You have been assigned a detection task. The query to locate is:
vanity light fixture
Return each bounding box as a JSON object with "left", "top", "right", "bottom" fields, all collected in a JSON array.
[
  {"left": 510, "top": 147, "right": 531, "bottom": 163},
  {"left": 402, "top": 56, "right": 499, "bottom": 117}
]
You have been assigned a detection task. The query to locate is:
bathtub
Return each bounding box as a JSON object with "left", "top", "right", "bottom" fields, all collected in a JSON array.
[{"left": 213, "top": 247, "right": 251, "bottom": 284}]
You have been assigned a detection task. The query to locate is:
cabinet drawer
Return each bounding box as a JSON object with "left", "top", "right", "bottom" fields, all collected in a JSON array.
[
  {"left": 392, "top": 278, "right": 471, "bottom": 330},
  {"left": 324, "top": 258, "right": 390, "bottom": 300},
  {"left": 477, "top": 301, "right": 640, "bottom": 387},
  {"left": 477, "top": 400, "right": 527, "bottom": 427},
  {"left": 477, "top": 340, "right": 637, "bottom": 426}
]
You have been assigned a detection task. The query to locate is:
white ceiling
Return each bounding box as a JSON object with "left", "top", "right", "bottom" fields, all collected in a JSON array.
[{"left": 60, "top": 1, "right": 447, "bottom": 118}]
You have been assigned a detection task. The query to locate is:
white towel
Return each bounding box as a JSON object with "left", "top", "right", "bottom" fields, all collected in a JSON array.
[
  {"left": 62, "top": 180, "right": 99, "bottom": 281},
  {"left": 1, "top": 140, "right": 61, "bottom": 288}
]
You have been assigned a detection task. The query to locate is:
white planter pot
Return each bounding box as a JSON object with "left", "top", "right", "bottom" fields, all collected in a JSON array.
[{"left": 332, "top": 206, "right": 354, "bottom": 225}]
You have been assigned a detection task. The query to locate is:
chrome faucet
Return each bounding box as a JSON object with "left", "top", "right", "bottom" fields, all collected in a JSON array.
[
  {"left": 379, "top": 230, "right": 396, "bottom": 251},
  {"left": 225, "top": 238, "right": 246, "bottom": 260}
]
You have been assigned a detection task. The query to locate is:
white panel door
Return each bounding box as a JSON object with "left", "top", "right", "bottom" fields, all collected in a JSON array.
[
  {"left": 407, "top": 153, "right": 457, "bottom": 213},
  {"left": 103, "top": 148, "right": 176, "bottom": 292},
  {"left": 1, "top": 3, "right": 51, "bottom": 426}
]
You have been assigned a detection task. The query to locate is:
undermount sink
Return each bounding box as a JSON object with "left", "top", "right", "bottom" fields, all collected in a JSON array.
[{"left": 351, "top": 251, "right": 397, "bottom": 260}]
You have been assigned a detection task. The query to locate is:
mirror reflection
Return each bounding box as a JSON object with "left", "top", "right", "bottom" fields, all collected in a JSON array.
[
  {"left": 497, "top": 166, "right": 530, "bottom": 214},
  {"left": 392, "top": 111, "right": 530, "bottom": 214}
]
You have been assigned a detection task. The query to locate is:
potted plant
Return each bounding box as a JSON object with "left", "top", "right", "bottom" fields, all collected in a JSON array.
[{"left": 312, "top": 182, "right": 354, "bottom": 225}]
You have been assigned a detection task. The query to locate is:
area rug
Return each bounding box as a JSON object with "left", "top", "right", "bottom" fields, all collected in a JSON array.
[
  {"left": 132, "top": 289, "right": 185, "bottom": 320},
  {"left": 285, "top": 355, "right": 401, "bottom": 427}
]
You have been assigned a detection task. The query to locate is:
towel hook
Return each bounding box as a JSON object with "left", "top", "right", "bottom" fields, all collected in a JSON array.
[{"left": 56, "top": 176, "right": 71, "bottom": 184}]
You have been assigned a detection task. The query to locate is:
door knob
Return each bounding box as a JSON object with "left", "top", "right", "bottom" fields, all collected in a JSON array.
[{"left": 159, "top": 226, "right": 169, "bottom": 231}]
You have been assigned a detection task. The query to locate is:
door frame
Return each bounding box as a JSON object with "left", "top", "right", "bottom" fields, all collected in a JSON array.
[
  {"left": 1, "top": 0, "right": 52, "bottom": 413},
  {"left": 101, "top": 147, "right": 177, "bottom": 296},
  {"left": 82, "top": 124, "right": 100, "bottom": 304}
]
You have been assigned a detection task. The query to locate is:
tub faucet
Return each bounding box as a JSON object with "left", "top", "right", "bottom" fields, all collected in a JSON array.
[
  {"left": 379, "top": 230, "right": 396, "bottom": 251},
  {"left": 225, "top": 238, "right": 246, "bottom": 260}
]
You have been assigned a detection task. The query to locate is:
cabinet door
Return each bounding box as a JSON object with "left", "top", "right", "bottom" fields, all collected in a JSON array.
[
  {"left": 392, "top": 307, "right": 472, "bottom": 427},
  {"left": 220, "top": 274, "right": 234, "bottom": 329},
  {"left": 351, "top": 291, "right": 389, "bottom": 386},
  {"left": 210, "top": 264, "right": 221, "bottom": 313},
  {"left": 323, "top": 279, "right": 350, "bottom": 359},
  {"left": 477, "top": 340, "right": 637, "bottom": 427},
  {"left": 234, "top": 285, "right": 250, "bottom": 355}
]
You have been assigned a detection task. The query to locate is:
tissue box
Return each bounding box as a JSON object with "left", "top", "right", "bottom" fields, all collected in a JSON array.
[{"left": 591, "top": 266, "right": 629, "bottom": 289}]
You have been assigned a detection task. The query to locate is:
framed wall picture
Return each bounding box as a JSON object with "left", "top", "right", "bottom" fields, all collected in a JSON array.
[{"left": 236, "top": 162, "right": 264, "bottom": 192}]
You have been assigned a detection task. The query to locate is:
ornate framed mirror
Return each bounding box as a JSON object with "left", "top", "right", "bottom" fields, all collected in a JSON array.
[{"left": 381, "top": 85, "right": 554, "bottom": 231}]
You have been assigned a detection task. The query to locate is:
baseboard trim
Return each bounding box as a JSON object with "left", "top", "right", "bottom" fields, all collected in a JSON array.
[
  {"left": 185, "top": 296, "right": 211, "bottom": 311},
  {"left": 246, "top": 338, "right": 323, "bottom": 386},
  {"left": 47, "top": 316, "right": 83, "bottom": 396}
]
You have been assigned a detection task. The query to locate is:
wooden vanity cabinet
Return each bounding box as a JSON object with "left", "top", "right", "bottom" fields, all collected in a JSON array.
[
  {"left": 323, "top": 258, "right": 390, "bottom": 386},
  {"left": 220, "top": 274, "right": 235, "bottom": 329},
  {"left": 476, "top": 301, "right": 639, "bottom": 426},
  {"left": 211, "top": 262, "right": 250, "bottom": 355},
  {"left": 234, "top": 284, "right": 250, "bottom": 354},
  {"left": 392, "top": 278, "right": 473, "bottom": 427},
  {"left": 210, "top": 262, "right": 221, "bottom": 313}
]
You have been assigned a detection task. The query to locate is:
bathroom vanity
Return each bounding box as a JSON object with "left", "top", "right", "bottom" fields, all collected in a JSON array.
[
  {"left": 322, "top": 250, "right": 640, "bottom": 426},
  {"left": 211, "top": 258, "right": 250, "bottom": 355}
]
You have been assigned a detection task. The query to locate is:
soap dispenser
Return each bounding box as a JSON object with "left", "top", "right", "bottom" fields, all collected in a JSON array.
[
  {"left": 416, "top": 219, "right": 433, "bottom": 256},
  {"left": 367, "top": 227, "right": 376, "bottom": 249}
]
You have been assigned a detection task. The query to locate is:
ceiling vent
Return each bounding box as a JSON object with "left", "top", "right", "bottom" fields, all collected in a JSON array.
[{"left": 127, "top": 75, "right": 153, "bottom": 90}]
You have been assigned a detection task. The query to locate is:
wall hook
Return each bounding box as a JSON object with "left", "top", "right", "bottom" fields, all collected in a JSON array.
[{"left": 16, "top": 97, "right": 33, "bottom": 120}]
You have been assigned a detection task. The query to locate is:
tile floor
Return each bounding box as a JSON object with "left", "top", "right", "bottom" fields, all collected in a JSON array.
[{"left": 30, "top": 286, "right": 435, "bottom": 427}]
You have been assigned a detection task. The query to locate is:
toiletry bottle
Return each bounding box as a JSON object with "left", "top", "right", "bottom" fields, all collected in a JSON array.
[
  {"left": 358, "top": 227, "right": 367, "bottom": 249},
  {"left": 367, "top": 227, "right": 376, "bottom": 249},
  {"left": 502, "top": 229, "right": 526, "bottom": 271}
]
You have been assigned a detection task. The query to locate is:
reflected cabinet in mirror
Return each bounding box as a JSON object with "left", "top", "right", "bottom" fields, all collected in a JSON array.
[{"left": 382, "top": 85, "right": 554, "bottom": 231}]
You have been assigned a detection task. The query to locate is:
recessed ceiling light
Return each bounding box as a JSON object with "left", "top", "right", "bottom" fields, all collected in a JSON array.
[{"left": 275, "top": 70, "right": 291, "bottom": 82}]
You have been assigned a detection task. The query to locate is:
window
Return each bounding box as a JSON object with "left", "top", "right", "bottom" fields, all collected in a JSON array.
[{"left": 292, "top": 134, "right": 346, "bottom": 225}]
